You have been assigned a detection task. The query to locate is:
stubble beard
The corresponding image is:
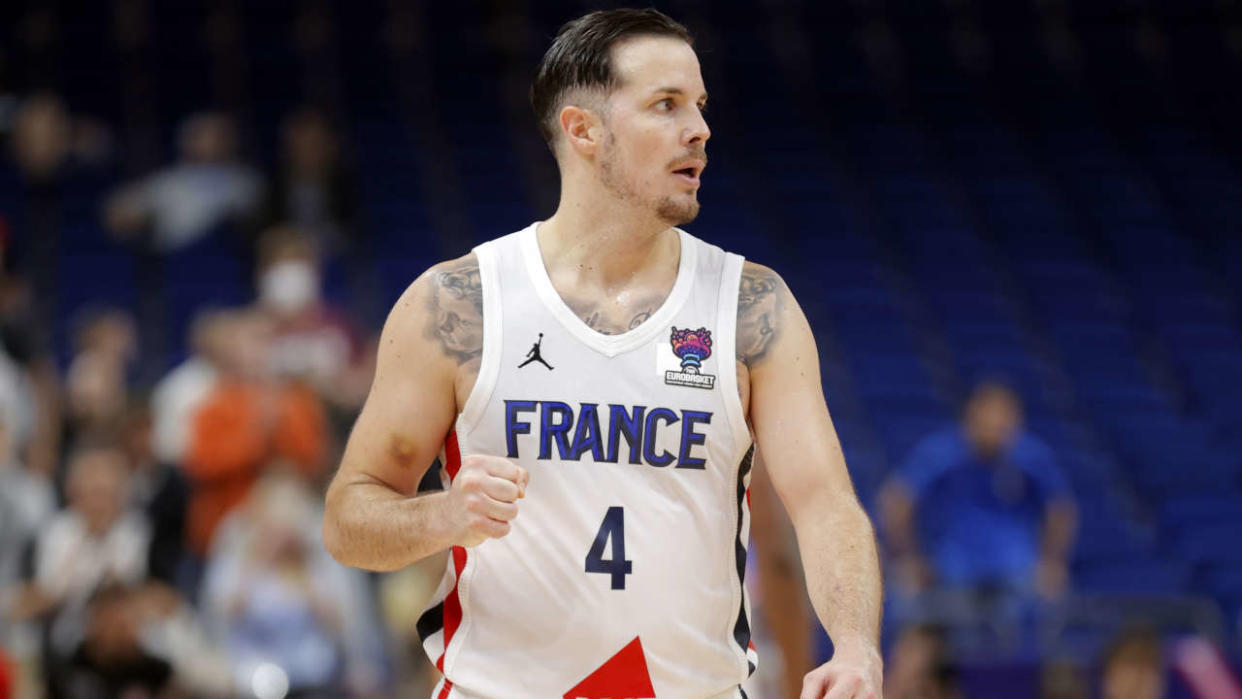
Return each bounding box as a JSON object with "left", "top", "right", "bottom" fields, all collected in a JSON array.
[
  {"left": 600, "top": 134, "right": 701, "bottom": 226},
  {"left": 657, "top": 194, "right": 700, "bottom": 226}
]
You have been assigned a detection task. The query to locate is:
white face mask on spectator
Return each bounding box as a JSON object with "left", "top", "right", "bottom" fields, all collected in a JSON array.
[{"left": 260, "top": 260, "right": 318, "bottom": 314}]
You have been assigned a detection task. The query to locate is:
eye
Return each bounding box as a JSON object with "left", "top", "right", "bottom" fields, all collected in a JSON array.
[
  {"left": 697, "top": 102, "right": 708, "bottom": 114},
  {"left": 656, "top": 98, "right": 675, "bottom": 111}
]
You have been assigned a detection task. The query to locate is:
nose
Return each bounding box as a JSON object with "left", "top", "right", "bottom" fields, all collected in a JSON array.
[{"left": 685, "top": 109, "right": 710, "bottom": 146}]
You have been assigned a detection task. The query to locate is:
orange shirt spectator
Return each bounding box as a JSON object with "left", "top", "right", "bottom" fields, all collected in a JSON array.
[{"left": 184, "top": 379, "right": 326, "bottom": 556}]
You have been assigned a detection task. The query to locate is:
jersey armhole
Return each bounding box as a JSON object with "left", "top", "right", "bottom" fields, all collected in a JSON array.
[
  {"left": 716, "top": 252, "right": 751, "bottom": 453},
  {"left": 456, "top": 242, "right": 503, "bottom": 434}
]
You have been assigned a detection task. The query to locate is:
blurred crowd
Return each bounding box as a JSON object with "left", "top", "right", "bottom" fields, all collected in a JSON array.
[
  {"left": 874, "top": 384, "right": 1240, "bottom": 697},
  {"left": 0, "top": 93, "right": 444, "bottom": 699},
  {"left": 1, "top": 86, "right": 1238, "bottom": 697}
]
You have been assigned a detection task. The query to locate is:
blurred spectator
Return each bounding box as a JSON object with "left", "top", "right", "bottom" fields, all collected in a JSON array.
[
  {"left": 131, "top": 583, "right": 233, "bottom": 697},
  {"left": 9, "top": 91, "right": 112, "bottom": 185},
  {"left": 377, "top": 564, "right": 442, "bottom": 697},
  {"left": 255, "top": 226, "right": 371, "bottom": 418},
  {"left": 880, "top": 382, "right": 1077, "bottom": 599},
  {"left": 883, "top": 624, "right": 962, "bottom": 699},
  {"left": 104, "top": 111, "right": 261, "bottom": 252},
  {"left": 183, "top": 310, "right": 327, "bottom": 559},
  {"left": 64, "top": 308, "right": 136, "bottom": 449},
  {"left": 55, "top": 581, "right": 233, "bottom": 699},
  {"left": 0, "top": 415, "right": 55, "bottom": 678},
  {"left": 51, "top": 584, "right": 173, "bottom": 699},
  {"left": 1101, "top": 627, "right": 1164, "bottom": 699},
  {"left": 1041, "top": 659, "right": 1089, "bottom": 699},
  {"left": 10, "top": 92, "right": 71, "bottom": 185},
  {"left": 17, "top": 444, "right": 150, "bottom": 621},
  {"left": 149, "top": 308, "right": 230, "bottom": 466},
  {"left": 11, "top": 443, "right": 150, "bottom": 693},
  {"left": 6, "top": 95, "right": 111, "bottom": 470},
  {"left": 0, "top": 346, "right": 34, "bottom": 464},
  {"left": 0, "top": 415, "right": 55, "bottom": 594},
  {"left": 203, "top": 471, "right": 385, "bottom": 696},
  {"left": 4, "top": 93, "right": 72, "bottom": 357},
  {"left": 0, "top": 226, "right": 59, "bottom": 478},
  {"left": 120, "top": 400, "right": 187, "bottom": 585},
  {"left": 746, "top": 451, "right": 812, "bottom": 699},
  {"left": 261, "top": 107, "right": 359, "bottom": 255},
  {"left": 0, "top": 226, "right": 35, "bottom": 365}
]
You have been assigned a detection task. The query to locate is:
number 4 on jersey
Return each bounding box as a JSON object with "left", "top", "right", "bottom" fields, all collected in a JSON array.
[{"left": 585, "top": 506, "right": 632, "bottom": 590}]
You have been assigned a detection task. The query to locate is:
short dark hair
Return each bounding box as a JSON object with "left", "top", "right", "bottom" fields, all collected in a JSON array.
[{"left": 530, "top": 8, "right": 693, "bottom": 148}]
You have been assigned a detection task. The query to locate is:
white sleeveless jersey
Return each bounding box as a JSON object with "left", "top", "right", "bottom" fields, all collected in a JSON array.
[{"left": 419, "top": 223, "right": 757, "bottom": 699}]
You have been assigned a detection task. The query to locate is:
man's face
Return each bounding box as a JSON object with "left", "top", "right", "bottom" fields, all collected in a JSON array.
[
  {"left": 594, "top": 36, "right": 710, "bottom": 225},
  {"left": 182, "top": 114, "right": 236, "bottom": 163},
  {"left": 220, "top": 314, "right": 274, "bottom": 379},
  {"left": 69, "top": 450, "right": 128, "bottom": 533},
  {"left": 285, "top": 113, "right": 336, "bottom": 174},
  {"left": 964, "top": 388, "right": 1022, "bottom": 460}
]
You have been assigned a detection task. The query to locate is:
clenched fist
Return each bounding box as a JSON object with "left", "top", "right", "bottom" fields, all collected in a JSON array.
[
  {"left": 801, "top": 642, "right": 882, "bottom": 699},
  {"left": 446, "top": 454, "right": 530, "bottom": 548}
]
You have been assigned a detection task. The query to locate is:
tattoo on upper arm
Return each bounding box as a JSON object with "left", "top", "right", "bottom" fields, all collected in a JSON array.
[
  {"left": 426, "top": 257, "right": 483, "bottom": 364},
  {"left": 737, "top": 264, "right": 784, "bottom": 366}
]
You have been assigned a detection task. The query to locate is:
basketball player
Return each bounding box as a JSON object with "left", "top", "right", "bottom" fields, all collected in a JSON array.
[{"left": 323, "top": 9, "right": 882, "bottom": 699}]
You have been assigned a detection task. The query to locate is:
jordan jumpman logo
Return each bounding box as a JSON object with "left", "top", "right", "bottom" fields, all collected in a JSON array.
[{"left": 518, "top": 332, "right": 554, "bottom": 370}]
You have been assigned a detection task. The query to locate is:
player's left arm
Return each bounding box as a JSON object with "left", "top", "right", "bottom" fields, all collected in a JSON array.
[{"left": 740, "top": 261, "right": 882, "bottom": 699}]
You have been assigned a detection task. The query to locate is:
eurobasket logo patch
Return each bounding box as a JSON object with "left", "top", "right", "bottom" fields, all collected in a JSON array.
[{"left": 665, "top": 326, "right": 715, "bottom": 389}]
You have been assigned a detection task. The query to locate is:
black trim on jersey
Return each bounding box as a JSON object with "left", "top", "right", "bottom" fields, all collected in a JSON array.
[
  {"left": 739, "top": 687, "right": 750, "bottom": 699},
  {"left": 417, "top": 600, "right": 445, "bottom": 642},
  {"left": 732, "top": 444, "right": 756, "bottom": 676}
]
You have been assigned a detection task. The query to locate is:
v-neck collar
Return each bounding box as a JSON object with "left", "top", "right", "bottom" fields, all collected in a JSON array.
[{"left": 519, "top": 222, "right": 697, "bottom": 358}]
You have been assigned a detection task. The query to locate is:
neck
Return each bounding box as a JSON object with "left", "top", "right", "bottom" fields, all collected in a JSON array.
[{"left": 539, "top": 179, "right": 679, "bottom": 292}]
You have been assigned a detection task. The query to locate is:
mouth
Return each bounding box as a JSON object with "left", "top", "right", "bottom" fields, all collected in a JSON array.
[{"left": 671, "top": 159, "right": 706, "bottom": 188}]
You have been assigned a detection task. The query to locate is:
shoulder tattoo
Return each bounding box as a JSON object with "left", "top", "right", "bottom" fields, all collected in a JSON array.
[
  {"left": 737, "top": 264, "right": 783, "bottom": 366},
  {"left": 426, "top": 257, "right": 483, "bottom": 364}
]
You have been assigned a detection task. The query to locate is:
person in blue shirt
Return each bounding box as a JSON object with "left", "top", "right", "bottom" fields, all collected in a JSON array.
[{"left": 879, "top": 382, "right": 1077, "bottom": 599}]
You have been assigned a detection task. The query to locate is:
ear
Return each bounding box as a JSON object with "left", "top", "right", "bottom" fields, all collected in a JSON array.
[{"left": 558, "top": 103, "right": 603, "bottom": 156}]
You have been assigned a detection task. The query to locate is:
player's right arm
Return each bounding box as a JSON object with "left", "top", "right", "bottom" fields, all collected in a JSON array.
[{"left": 323, "top": 254, "right": 528, "bottom": 572}]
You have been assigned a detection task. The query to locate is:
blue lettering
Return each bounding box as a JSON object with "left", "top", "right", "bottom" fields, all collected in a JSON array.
[
  {"left": 677, "top": 410, "right": 712, "bottom": 469},
  {"left": 539, "top": 402, "right": 574, "bottom": 459},
  {"left": 504, "top": 400, "right": 536, "bottom": 458},
  {"left": 606, "top": 404, "right": 646, "bottom": 465},
  {"left": 509, "top": 400, "right": 714, "bottom": 469},
  {"left": 568, "top": 403, "right": 605, "bottom": 461},
  {"left": 643, "top": 408, "right": 679, "bottom": 467}
]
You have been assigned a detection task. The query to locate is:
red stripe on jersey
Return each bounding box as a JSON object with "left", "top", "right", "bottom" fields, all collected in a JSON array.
[
  {"left": 434, "top": 431, "right": 467, "bottom": 673},
  {"left": 437, "top": 678, "right": 454, "bottom": 699},
  {"left": 436, "top": 545, "right": 469, "bottom": 672},
  {"left": 748, "top": 640, "right": 756, "bottom": 651},
  {"left": 445, "top": 430, "right": 463, "bottom": 480},
  {"left": 745, "top": 487, "right": 750, "bottom": 508}
]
